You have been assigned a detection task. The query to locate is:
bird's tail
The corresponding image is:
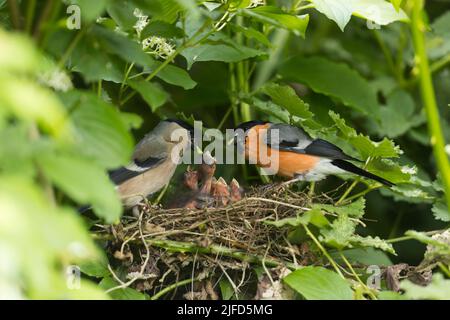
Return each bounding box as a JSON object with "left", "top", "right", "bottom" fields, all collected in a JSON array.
[{"left": 331, "top": 159, "right": 395, "bottom": 187}]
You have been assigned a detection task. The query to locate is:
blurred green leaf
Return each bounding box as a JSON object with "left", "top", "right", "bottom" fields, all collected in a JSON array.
[
  {"left": 283, "top": 266, "right": 353, "bottom": 300},
  {"left": 309, "top": 0, "right": 408, "bottom": 31},
  {"left": 62, "top": 91, "right": 134, "bottom": 168},
  {"left": 68, "top": 0, "right": 109, "bottom": 22},
  {"left": 280, "top": 57, "right": 379, "bottom": 117},
  {"left": 141, "top": 20, "right": 185, "bottom": 39},
  {"left": 38, "top": 152, "right": 122, "bottom": 223},
  {"left": 402, "top": 274, "right": 450, "bottom": 300},
  {"left": 144, "top": 60, "right": 197, "bottom": 90}
]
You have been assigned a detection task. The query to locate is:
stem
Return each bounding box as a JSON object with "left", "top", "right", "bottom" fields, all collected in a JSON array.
[
  {"left": 340, "top": 252, "right": 377, "bottom": 300},
  {"left": 7, "top": 0, "right": 22, "bottom": 29},
  {"left": 252, "top": 29, "right": 290, "bottom": 90},
  {"left": 411, "top": 0, "right": 450, "bottom": 211},
  {"left": 33, "top": 0, "right": 54, "bottom": 43},
  {"left": 303, "top": 225, "right": 345, "bottom": 279},
  {"left": 342, "top": 185, "right": 381, "bottom": 203},
  {"left": 58, "top": 27, "right": 88, "bottom": 68},
  {"left": 150, "top": 277, "right": 199, "bottom": 300},
  {"left": 373, "top": 30, "right": 399, "bottom": 82},
  {"left": 147, "top": 239, "right": 297, "bottom": 270},
  {"left": 25, "top": 0, "right": 37, "bottom": 34},
  {"left": 336, "top": 180, "right": 359, "bottom": 205}
]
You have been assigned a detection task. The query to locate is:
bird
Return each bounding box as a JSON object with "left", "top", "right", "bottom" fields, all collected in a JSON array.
[
  {"left": 108, "top": 119, "right": 194, "bottom": 209},
  {"left": 234, "top": 120, "right": 394, "bottom": 187}
]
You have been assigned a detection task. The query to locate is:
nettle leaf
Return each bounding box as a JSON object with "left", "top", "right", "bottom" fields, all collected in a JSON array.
[
  {"left": 329, "top": 111, "right": 401, "bottom": 160},
  {"left": 432, "top": 200, "right": 450, "bottom": 222},
  {"left": 283, "top": 266, "right": 353, "bottom": 300},
  {"left": 309, "top": 0, "right": 408, "bottom": 31},
  {"left": 265, "top": 209, "right": 329, "bottom": 229},
  {"left": 320, "top": 214, "right": 355, "bottom": 249},
  {"left": 62, "top": 91, "right": 134, "bottom": 169},
  {"left": 240, "top": 6, "right": 309, "bottom": 38},
  {"left": 251, "top": 97, "right": 290, "bottom": 123},
  {"left": 313, "top": 197, "right": 366, "bottom": 219},
  {"left": 128, "top": 79, "right": 169, "bottom": 112},
  {"left": 38, "top": 152, "right": 122, "bottom": 224},
  {"left": 350, "top": 235, "right": 395, "bottom": 255},
  {"left": 262, "top": 83, "right": 313, "bottom": 121},
  {"left": 279, "top": 57, "right": 379, "bottom": 117},
  {"left": 181, "top": 35, "right": 266, "bottom": 69}
]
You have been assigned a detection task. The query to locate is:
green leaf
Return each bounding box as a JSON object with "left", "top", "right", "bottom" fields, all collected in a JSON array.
[
  {"left": 128, "top": 79, "right": 169, "bottom": 112},
  {"left": 100, "top": 277, "right": 148, "bottom": 300},
  {"left": 241, "top": 6, "right": 309, "bottom": 38},
  {"left": 262, "top": 83, "right": 313, "bottom": 121},
  {"left": 335, "top": 248, "right": 393, "bottom": 266},
  {"left": 38, "top": 152, "right": 122, "bottom": 224},
  {"left": 62, "top": 91, "right": 134, "bottom": 169},
  {"left": 283, "top": 266, "right": 353, "bottom": 300},
  {"left": 432, "top": 200, "right": 450, "bottom": 222},
  {"left": 279, "top": 57, "right": 379, "bottom": 117},
  {"left": 92, "top": 25, "right": 154, "bottom": 67},
  {"left": 390, "top": 0, "right": 402, "bottom": 11},
  {"left": 309, "top": 0, "right": 408, "bottom": 31},
  {"left": 79, "top": 258, "right": 110, "bottom": 278},
  {"left": 181, "top": 37, "right": 266, "bottom": 69},
  {"left": 401, "top": 274, "right": 450, "bottom": 300},
  {"left": 141, "top": 20, "right": 185, "bottom": 39},
  {"left": 144, "top": 60, "right": 197, "bottom": 90},
  {"left": 250, "top": 97, "right": 290, "bottom": 123},
  {"left": 231, "top": 24, "right": 272, "bottom": 47},
  {"left": 377, "top": 90, "right": 424, "bottom": 138},
  {"left": 69, "top": 0, "right": 109, "bottom": 23}
]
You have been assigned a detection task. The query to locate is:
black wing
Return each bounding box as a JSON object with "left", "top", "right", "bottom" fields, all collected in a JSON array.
[
  {"left": 331, "top": 159, "right": 394, "bottom": 187},
  {"left": 303, "top": 139, "right": 361, "bottom": 162},
  {"left": 108, "top": 157, "right": 164, "bottom": 185}
]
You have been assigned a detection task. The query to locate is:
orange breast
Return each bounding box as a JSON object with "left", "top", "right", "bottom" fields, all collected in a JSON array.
[{"left": 244, "top": 124, "right": 320, "bottom": 178}]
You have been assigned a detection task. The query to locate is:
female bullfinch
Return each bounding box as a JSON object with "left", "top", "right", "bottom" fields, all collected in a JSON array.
[{"left": 109, "top": 119, "right": 194, "bottom": 208}]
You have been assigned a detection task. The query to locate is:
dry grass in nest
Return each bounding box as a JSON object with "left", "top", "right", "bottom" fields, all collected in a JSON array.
[{"left": 92, "top": 184, "right": 334, "bottom": 298}]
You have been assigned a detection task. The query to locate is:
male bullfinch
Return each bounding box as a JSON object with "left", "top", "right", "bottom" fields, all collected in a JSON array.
[
  {"left": 235, "top": 120, "right": 394, "bottom": 187},
  {"left": 109, "top": 119, "right": 194, "bottom": 208}
]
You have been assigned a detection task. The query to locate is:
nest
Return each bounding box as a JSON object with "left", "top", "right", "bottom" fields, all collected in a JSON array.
[{"left": 93, "top": 162, "right": 335, "bottom": 299}]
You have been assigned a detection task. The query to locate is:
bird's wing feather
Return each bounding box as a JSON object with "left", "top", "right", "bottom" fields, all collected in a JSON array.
[
  {"left": 265, "top": 123, "right": 311, "bottom": 150},
  {"left": 266, "top": 123, "right": 360, "bottom": 161},
  {"left": 109, "top": 134, "right": 169, "bottom": 185},
  {"left": 303, "top": 139, "right": 361, "bottom": 161},
  {"left": 109, "top": 157, "right": 165, "bottom": 185}
]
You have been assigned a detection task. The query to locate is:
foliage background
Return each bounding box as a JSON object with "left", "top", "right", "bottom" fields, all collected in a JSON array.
[{"left": 0, "top": 0, "right": 449, "bottom": 299}]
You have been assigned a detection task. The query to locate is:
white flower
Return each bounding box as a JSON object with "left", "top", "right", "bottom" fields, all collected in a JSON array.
[
  {"left": 142, "top": 36, "right": 175, "bottom": 59},
  {"left": 133, "top": 8, "right": 149, "bottom": 36},
  {"left": 247, "top": 0, "right": 266, "bottom": 8},
  {"left": 38, "top": 69, "right": 73, "bottom": 92},
  {"left": 401, "top": 166, "right": 417, "bottom": 175},
  {"left": 445, "top": 144, "right": 450, "bottom": 156}
]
